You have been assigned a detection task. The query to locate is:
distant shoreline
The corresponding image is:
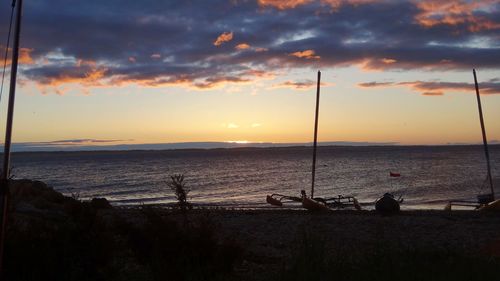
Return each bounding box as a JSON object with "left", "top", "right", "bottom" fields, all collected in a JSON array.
[{"left": 4, "top": 142, "right": 500, "bottom": 154}]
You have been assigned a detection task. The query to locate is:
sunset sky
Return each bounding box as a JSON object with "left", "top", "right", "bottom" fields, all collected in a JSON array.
[{"left": 0, "top": 0, "right": 499, "bottom": 148}]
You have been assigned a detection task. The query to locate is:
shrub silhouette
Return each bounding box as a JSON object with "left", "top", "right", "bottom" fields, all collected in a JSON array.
[{"left": 167, "top": 174, "right": 191, "bottom": 211}]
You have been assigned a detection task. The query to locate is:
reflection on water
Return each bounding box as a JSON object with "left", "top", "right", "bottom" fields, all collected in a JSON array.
[{"left": 10, "top": 145, "right": 500, "bottom": 209}]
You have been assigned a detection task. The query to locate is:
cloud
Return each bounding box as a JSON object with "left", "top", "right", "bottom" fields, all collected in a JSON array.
[
  {"left": 213, "top": 31, "right": 234, "bottom": 46},
  {"left": 359, "top": 79, "right": 500, "bottom": 96},
  {"left": 257, "top": 0, "right": 313, "bottom": 10},
  {"left": 414, "top": 0, "right": 500, "bottom": 32},
  {"left": 421, "top": 91, "right": 444, "bottom": 96},
  {"left": 150, "top": 53, "right": 161, "bottom": 59},
  {"left": 26, "top": 139, "right": 132, "bottom": 146},
  {"left": 193, "top": 76, "right": 251, "bottom": 89},
  {"left": 235, "top": 43, "right": 251, "bottom": 50},
  {"left": 272, "top": 80, "right": 330, "bottom": 90},
  {"left": 24, "top": 60, "right": 109, "bottom": 95},
  {"left": 226, "top": 123, "right": 239, "bottom": 129},
  {"left": 0, "top": 46, "right": 35, "bottom": 65},
  {"left": 258, "top": 0, "right": 381, "bottom": 10},
  {"left": 358, "top": 81, "right": 394, "bottom": 88},
  {"left": 289, "top": 49, "right": 320, "bottom": 60},
  {"left": 251, "top": 123, "right": 262, "bottom": 128},
  {"left": 3, "top": 0, "right": 499, "bottom": 95}
]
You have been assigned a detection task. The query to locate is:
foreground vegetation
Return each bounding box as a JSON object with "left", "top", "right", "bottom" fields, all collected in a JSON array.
[
  {"left": 278, "top": 229, "right": 500, "bottom": 281},
  {"left": 5, "top": 179, "right": 241, "bottom": 281}
]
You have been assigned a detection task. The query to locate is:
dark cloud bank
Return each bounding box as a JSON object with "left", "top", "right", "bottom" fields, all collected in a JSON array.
[{"left": 0, "top": 0, "right": 499, "bottom": 91}]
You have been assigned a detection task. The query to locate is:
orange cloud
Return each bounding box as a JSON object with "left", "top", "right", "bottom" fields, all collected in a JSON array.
[
  {"left": 32, "top": 59, "right": 110, "bottom": 95},
  {"left": 289, "top": 49, "right": 320, "bottom": 59},
  {"left": 0, "top": 46, "right": 34, "bottom": 65},
  {"left": 244, "top": 69, "right": 276, "bottom": 79},
  {"left": 213, "top": 31, "right": 234, "bottom": 46},
  {"left": 235, "top": 43, "right": 251, "bottom": 50},
  {"left": 19, "top": 48, "right": 35, "bottom": 64},
  {"left": 151, "top": 53, "right": 161, "bottom": 59},
  {"left": 414, "top": 0, "right": 500, "bottom": 32},
  {"left": 381, "top": 58, "right": 397, "bottom": 64},
  {"left": 257, "top": 0, "right": 313, "bottom": 9}
]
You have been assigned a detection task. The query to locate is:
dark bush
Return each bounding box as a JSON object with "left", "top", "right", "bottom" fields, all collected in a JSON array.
[
  {"left": 167, "top": 174, "right": 191, "bottom": 212},
  {"left": 5, "top": 180, "right": 241, "bottom": 281}
]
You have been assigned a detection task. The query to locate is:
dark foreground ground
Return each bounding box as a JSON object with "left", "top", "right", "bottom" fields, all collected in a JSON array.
[{"left": 5, "top": 180, "right": 500, "bottom": 281}]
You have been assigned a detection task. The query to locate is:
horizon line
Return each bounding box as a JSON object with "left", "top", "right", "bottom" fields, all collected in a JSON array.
[{"left": 1, "top": 140, "right": 499, "bottom": 153}]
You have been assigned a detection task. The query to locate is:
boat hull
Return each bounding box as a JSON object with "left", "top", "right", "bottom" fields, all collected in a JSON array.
[
  {"left": 375, "top": 194, "right": 400, "bottom": 214},
  {"left": 479, "top": 199, "right": 500, "bottom": 211},
  {"left": 266, "top": 195, "right": 283, "bottom": 207},
  {"left": 302, "top": 197, "right": 330, "bottom": 211}
]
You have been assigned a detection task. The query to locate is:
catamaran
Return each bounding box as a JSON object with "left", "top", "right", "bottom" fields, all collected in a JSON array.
[
  {"left": 266, "top": 71, "right": 361, "bottom": 211},
  {"left": 445, "top": 69, "right": 499, "bottom": 211}
]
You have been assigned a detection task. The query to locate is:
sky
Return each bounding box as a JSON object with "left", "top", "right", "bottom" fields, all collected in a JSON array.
[{"left": 0, "top": 0, "right": 499, "bottom": 149}]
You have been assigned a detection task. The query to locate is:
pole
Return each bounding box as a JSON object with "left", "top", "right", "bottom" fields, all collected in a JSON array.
[
  {"left": 311, "top": 71, "right": 321, "bottom": 199},
  {"left": 0, "top": 0, "right": 23, "bottom": 275},
  {"left": 473, "top": 69, "right": 495, "bottom": 200}
]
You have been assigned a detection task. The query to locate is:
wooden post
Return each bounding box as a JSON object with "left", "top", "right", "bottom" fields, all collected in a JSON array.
[
  {"left": 473, "top": 69, "right": 495, "bottom": 200},
  {"left": 311, "top": 71, "right": 321, "bottom": 199}
]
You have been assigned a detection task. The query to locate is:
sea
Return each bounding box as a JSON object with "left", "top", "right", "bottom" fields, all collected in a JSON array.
[{"left": 9, "top": 145, "right": 500, "bottom": 210}]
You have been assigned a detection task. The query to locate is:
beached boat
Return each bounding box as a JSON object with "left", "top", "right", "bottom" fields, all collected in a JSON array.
[
  {"left": 266, "top": 193, "right": 302, "bottom": 207},
  {"left": 446, "top": 70, "right": 497, "bottom": 211},
  {"left": 302, "top": 196, "right": 330, "bottom": 211},
  {"left": 375, "top": 193, "right": 400, "bottom": 214},
  {"left": 478, "top": 199, "right": 500, "bottom": 211},
  {"left": 375, "top": 172, "right": 404, "bottom": 213},
  {"left": 266, "top": 71, "right": 361, "bottom": 211}
]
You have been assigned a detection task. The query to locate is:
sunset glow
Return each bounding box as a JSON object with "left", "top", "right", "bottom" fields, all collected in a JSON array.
[{"left": 0, "top": 0, "right": 499, "bottom": 148}]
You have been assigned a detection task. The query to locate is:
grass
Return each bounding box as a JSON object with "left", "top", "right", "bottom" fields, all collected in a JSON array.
[
  {"left": 5, "top": 180, "right": 243, "bottom": 281},
  {"left": 278, "top": 228, "right": 500, "bottom": 281}
]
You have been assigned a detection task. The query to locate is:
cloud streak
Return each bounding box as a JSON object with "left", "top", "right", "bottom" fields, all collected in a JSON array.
[
  {"left": 359, "top": 79, "right": 500, "bottom": 96},
  {"left": 272, "top": 80, "right": 331, "bottom": 90}
]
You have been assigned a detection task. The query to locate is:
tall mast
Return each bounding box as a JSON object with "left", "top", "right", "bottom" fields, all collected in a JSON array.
[
  {"left": 473, "top": 69, "right": 494, "bottom": 200},
  {"left": 311, "top": 70, "right": 321, "bottom": 199},
  {"left": 0, "top": 0, "right": 23, "bottom": 274}
]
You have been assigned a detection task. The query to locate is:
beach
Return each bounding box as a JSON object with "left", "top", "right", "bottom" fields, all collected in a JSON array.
[
  {"left": 6, "top": 180, "right": 500, "bottom": 280},
  {"left": 130, "top": 208, "right": 500, "bottom": 280}
]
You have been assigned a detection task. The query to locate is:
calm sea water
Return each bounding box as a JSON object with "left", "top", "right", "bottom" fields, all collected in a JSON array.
[{"left": 9, "top": 145, "right": 500, "bottom": 209}]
